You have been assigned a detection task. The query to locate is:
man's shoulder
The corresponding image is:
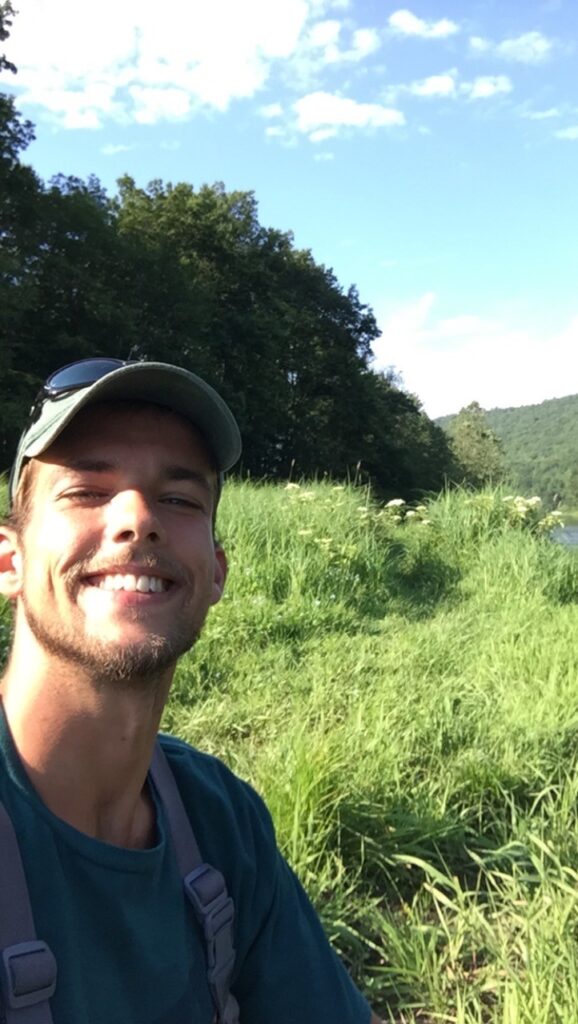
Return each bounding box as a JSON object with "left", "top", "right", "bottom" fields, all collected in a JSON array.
[
  {"left": 157, "top": 731, "right": 252, "bottom": 796},
  {"left": 156, "top": 732, "right": 275, "bottom": 860}
]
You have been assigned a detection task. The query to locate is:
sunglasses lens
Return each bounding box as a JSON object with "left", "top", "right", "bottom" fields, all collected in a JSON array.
[{"left": 46, "top": 358, "right": 126, "bottom": 395}]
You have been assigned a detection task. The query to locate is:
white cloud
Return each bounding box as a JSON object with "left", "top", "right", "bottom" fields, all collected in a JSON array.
[
  {"left": 294, "top": 91, "right": 405, "bottom": 138},
  {"left": 391, "top": 69, "right": 510, "bottom": 104},
  {"left": 309, "top": 126, "right": 339, "bottom": 142},
  {"left": 372, "top": 293, "right": 578, "bottom": 418},
  {"left": 554, "top": 125, "right": 578, "bottom": 140},
  {"left": 496, "top": 31, "right": 553, "bottom": 64},
  {"left": 129, "top": 86, "right": 191, "bottom": 124},
  {"left": 309, "top": 18, "right": 341, "bottom": 46},
  {"left": 260, "top": 102, "right": 284, "bottom": 118},
  {"left": 523, "top": 107, "right": 561, "bottom": 120},
  {"left": 313, "top": 151, "right": 335, "bottom": 160},
  {"left": 462, "top": 75, "right": 512, "bottom": 100},
  {"left": 469, "top": 35, "right": 490, "bottom": 53},
  {"left": 469, "top": 30, "right": 553, "bottom": 64},
  {"left": 388, "top": 9, "right": 459, "bottom": 40},
  {"left": 14, "top": 76, "right": 124, "bottom": 129},
  {"left": 265, "top": 125, "right": 286, "bottom": 137},
  {"left": 4, "top": 0, "right": 352, "bottom": 128},
  {"left": 409, "top": 71, "right": 457, "bottom": 98},
  {"left": 101, "top": 143, "right": 133, "bottom": 155},
  {"left": 288, "top": 17, "right": 380, "bottom": 87},
  {"left": 348, "top": 28, "right": 381, "bottom": 62}
]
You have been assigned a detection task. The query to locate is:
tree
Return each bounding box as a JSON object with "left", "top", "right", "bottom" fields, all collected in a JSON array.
[
  {"left": 0, "top": 0, "right": 17, "bottom": 74},
  {"left": 0, "top": 41, "right": 456, "bottom": 498},
  {"left": 448, "top": 401, "right": 504, "bottom": 488}
]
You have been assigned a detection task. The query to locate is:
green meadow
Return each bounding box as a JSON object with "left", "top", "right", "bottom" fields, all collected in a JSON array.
[{"left": 2, "top": 481, "right": 578, "bottom": 1021}]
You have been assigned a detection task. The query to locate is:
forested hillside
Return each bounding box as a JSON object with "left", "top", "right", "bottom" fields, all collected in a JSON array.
[{"left": 438, "top": 393, "right": 578, "bottom": 506}]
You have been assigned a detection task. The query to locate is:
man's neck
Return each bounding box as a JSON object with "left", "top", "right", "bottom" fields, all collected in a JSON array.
[{"left": 1, "top": 648, "right": 174, "bottom": 848}]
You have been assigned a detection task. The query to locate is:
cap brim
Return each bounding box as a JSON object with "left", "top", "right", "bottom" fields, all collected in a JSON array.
[{"left": 11, "top": 362, "right": 241, "bottom": 500}]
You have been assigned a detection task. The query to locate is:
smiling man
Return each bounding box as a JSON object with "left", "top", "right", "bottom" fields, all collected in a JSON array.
[{"left": 0, "top": 359, "right": 382, "bottom": 1024}]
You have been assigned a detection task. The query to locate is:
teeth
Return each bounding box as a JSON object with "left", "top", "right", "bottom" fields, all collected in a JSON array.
[{"left": 94, "top": 574, "right": 168, "bottom": 593}]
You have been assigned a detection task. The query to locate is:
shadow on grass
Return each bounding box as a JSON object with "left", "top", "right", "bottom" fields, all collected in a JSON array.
[{"left": 353, "top": 540, "right": 463, "bottom": 622}]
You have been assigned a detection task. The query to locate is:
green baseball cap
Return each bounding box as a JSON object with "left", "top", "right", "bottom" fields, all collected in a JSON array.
[{"left": 10, "top": 359, "right": 242, "bottom": 503}]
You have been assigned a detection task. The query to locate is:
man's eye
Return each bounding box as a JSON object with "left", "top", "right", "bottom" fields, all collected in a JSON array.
[
  {"left": 65, "top": 489, "right": 106, "bottom": 500},
  {"left": 162, "top": 495, "right": 201, "bottom": 509}
]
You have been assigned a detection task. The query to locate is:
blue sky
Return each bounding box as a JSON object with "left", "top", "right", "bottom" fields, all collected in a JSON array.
[{"left": 2, "top": 0, "right": 577, "bottom": 417}]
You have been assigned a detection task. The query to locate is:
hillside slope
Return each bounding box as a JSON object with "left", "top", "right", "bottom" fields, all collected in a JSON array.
[{"left": 438, "top": 393, "right": 578, "bottom": 506}]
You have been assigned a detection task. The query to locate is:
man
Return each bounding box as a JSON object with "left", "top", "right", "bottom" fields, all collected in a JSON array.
[{"left": 0, "top": 358, "right": 383, "bottom": 1023}]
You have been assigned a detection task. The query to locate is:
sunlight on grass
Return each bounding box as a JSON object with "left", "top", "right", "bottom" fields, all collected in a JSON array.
[{"left": 1, "top": 477, "right": 577, "bottom": 1020}]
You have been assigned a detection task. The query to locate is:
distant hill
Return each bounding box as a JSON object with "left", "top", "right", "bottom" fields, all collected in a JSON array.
[{"left": 437, "top": 394, "right": 578, "bottom": 507}]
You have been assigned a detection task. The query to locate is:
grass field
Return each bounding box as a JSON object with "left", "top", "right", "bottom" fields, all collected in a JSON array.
[{"left": 2, "top": 481, "right": 578, "bottom": 1021}]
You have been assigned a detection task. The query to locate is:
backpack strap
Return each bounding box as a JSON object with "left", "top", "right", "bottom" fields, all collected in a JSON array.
[
  {"left": 149, "top": 742, "right": 239, "bottom": 1024},
  {"left": 0, "top": 801, "right": 57, "bottom": 1023}
]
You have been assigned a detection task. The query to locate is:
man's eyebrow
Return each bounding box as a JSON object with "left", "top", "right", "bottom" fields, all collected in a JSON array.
[
  {"left": 64, "top": 458, "right": 117, "bottom": 474},
  {"left": 162, "top": 466, "right": 215, "bottom": 494},
  {"left": 63, "top": 459, "right": 214, "bottom": 494}
]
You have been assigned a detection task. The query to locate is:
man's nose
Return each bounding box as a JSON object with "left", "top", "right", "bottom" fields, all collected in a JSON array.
[{"left": 106, "top": 490, "right": 166, "bottom": 545}]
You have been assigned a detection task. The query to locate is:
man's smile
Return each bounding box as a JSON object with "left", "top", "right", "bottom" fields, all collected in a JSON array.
[{"left": 83, "top": 572, "right": 173, "bottom": 594}]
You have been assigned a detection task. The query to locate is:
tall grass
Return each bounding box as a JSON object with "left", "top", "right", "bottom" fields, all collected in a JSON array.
[
  {"left": 165, "top": 482, "right": 578, "bottom": 1022},
  {"left": 1, "top": 478, "right": 578, "bottom": 1020}
]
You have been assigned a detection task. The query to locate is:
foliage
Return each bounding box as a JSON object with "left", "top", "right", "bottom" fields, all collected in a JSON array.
[
  {"left": 447, "top": 402, "right": 504, "bottom": 488},
  {"left": 0, "top": 0, "right": 17, "bottom": 74},
  {"left": 439, "top": 393, "right": 578, "bottom": 509},
  {"left": 162, "top": 480, "right": 576, "bottom": 1022},
  {"left": 1, "top": 477, "right": 578, "bottom": 1020},
  {"left": 0, "top": 95, "right": 454, "bottom": 497}
]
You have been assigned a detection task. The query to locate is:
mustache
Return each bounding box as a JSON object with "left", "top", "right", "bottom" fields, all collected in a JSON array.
[{"left": 64, "top": 547, "right": 192, "bottom": 588}]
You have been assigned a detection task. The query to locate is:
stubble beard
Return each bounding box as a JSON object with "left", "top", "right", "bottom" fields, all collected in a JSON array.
[{"left": 21, "top": 592, "right": 204, "bottom": 690}]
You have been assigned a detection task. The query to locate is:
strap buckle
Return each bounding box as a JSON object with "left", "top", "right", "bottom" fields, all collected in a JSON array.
[
  {"left": 1, "top": 941, "right": 57, "bottom": 1010},
  {"left": 184, "top": 864, "right": 236, "bottom": 980}
]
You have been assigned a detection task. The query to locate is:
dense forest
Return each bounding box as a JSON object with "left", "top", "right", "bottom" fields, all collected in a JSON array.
[
  {"left": 438, "top": 393, "right": 578, "bottom": 507},
  {"left": 0, "top": 0, "right": 456, "bottom": 497}
]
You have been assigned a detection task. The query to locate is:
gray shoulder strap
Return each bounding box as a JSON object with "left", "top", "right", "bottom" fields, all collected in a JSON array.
[
  {"left": 149, "top": 742, "right": 240, "bottom": 1024},
  {"left": 0, "top": 801, "right": 57, "bottom": 1023}
]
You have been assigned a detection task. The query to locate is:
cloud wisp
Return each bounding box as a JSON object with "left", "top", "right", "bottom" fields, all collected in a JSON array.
[
  {"left": 388, "top": 9, "right": 459, "bottom": 40},
  {"left": 522, "top": 107, "right": 561, "bottom": 120},
  {"left": 554, "top": 125, "right": 578, "bottom": 140},
  {"left": 387, "top": 70, "right": 512, "bottom": 103},
  {"left": 470, "top": 31, "right": 553, "bottom": 64},
  {"left": 294, "top": 91, "right": 405, "bottom": 141},
  {"left": 372, "top": 293, "right": 578, "bottom": 418}
]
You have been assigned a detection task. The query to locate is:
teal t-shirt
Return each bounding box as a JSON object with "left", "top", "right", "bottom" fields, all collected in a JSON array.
[{"left": 0, "top": 710, "right": 371, "bottom": 1023}]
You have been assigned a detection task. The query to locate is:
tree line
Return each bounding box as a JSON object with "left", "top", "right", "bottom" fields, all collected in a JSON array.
[
  {"left": 438, "top": 394, "right": 578, "bottom": 508},
  {"left": 485, "top": 395, "right": 578, "bottom": 507}
]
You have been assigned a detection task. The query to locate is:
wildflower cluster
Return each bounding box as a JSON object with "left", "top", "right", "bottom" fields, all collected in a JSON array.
[
  {"left": 284, "top": 483, "right": 359, "bottom": 566},
  {"left": 355, "top": 497, "right": 430, "bottom": 528},
  {"left": 501, "top": 495, "right": 564, "bottom": 535},
  {"left": 381, "top": 499, "right": 430, "bottom": 526},
  {"left": 462, "top": 492, "right": 564, "bottom": 537}
]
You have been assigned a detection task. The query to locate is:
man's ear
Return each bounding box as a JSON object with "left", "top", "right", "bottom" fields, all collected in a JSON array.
[
  {"left": 211, "top": 544, "right": 228, "bottom": 606},
  {"left": 0, "top": 528, "right": 23, "bottom": 601}
]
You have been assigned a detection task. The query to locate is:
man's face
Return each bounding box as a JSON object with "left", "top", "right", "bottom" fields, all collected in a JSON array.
[{"left": 10, "top": 403, "right": 226, "bottom": 686}]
